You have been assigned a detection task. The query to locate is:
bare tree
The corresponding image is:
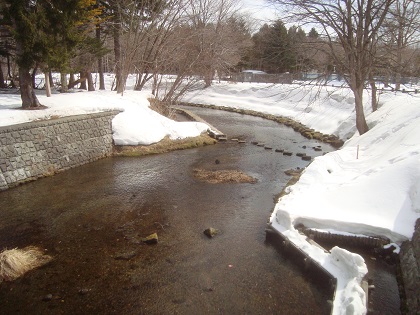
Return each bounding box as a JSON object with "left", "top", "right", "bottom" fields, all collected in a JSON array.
[
  {"left": 132, "top": 0, "right": 188, "bottom": 91},
  {"left": 271, "top": 0, "right": 395, "bottom": 135},
  {"left": 381, "top": 0, "right": 420, "bottom": 90},
  {"left": 186, "top": 0, "right": 251, "bottom": 87}
]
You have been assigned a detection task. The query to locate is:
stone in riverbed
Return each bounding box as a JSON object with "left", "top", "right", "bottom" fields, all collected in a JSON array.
[
  {"left": 114, "top": 251, "right": 138, "bottom": 260},
  {"left": 142, "top": 233, "right": 158, "bottom": 244},
  {"left": 203, "top": 228, "right": 218, "bottom": 238}
]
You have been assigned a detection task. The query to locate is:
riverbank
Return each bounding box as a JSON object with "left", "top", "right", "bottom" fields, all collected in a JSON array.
[
  {"left": 113, "top": 134, "right": 217, "bottom": 157},
  {"left": 177, "top": 102, "right": 344, "bottom": 148}
]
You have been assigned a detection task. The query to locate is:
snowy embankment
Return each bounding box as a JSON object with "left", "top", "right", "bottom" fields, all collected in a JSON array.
[
  {"left": 0, "top": 89, "right": 208, "bottom": 145},
  {"left": 184, "top": 82, "right": 420, "bottom": 242},
  {"left": 184, "top": 81, "right": 420, "bottom": 315}
]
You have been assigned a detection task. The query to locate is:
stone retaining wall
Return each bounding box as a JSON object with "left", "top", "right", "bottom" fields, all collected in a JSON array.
[
  {"left": 399, "top": 219, "right": 420, "bottom": 314},
  {"left": 0, "top": 111, "right": 120, "bottom": 190}
]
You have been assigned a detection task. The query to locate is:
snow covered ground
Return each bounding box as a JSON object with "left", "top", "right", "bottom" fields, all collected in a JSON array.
[
  {"left": 184, "top": 81, "right": 420, "bottom": 315},
  {"left": 1, "top": 75, "right": 419, "bottom": 315}
]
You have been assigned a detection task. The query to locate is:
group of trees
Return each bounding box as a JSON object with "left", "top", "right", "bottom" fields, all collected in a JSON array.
[
  {"left": 0, "top": 0, "right": 419, "bottom": 136},
  {"left": 0, "top": 0, "right": 251, "bottom": 108},
  {"left": 266, "top": 0, "right": 419, "bottom": 135},
  {"left": 243, "top": 20, "right": 307, "bottom": 73}
]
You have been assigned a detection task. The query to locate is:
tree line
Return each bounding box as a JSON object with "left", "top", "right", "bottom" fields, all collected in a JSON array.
[
  {"left": 0, "top": 0, "right": 419, "bottom": 136},
  {"left": 0, "top": 0, "right": 251, "bottom": 107}
]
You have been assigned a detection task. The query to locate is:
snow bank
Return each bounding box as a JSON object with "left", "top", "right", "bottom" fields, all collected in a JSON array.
[
  {"left": 184, "top": 81, "right": 371, "bottom": 140},
  {"left": 267, "top": 91, "right": 419, "bottom": 314},
  {"left": 270, "top": 218, "right": 368, "bottom": 315},
  {"left": 0, "top": 89, "right": 208, "bottom": 146},
  {"left": 112, "top": 105, "right": 208, "bottom": 145},
  {"left": 185, "top": 81, "right": 419, "bottom": 315},
  {"left": 271, "top": 93, "right": 420, "bottom": 243}
]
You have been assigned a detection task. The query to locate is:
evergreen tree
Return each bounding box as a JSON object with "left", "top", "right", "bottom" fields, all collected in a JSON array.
[
  {"left": 307, "top": 27, "right": 319, "bottom": 39},
  {"left": 248, "top": 20, "right": 303, "bottom": 73},
  {"left": 1, "top": 0, "right": 102, "bottom": 107}
]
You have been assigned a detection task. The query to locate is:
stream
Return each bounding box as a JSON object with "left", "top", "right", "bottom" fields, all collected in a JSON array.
[{"left": 0, "top": 107, "right": 398, "bottom": 314}]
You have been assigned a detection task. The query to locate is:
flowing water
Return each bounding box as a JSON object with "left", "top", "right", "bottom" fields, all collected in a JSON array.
[{"left": 0, "top": 107, "right": 398, "bottom": 314}]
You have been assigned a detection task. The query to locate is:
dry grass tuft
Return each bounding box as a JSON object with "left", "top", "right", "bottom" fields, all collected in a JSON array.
[
  {"left": 193, "top": 169, "right": 257, "bottom": 184},
  {"left": 0, "top": 246, "right": 52, "bottom": 282}
]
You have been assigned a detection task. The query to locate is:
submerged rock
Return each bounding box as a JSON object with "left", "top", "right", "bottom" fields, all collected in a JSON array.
[
  {"left": 114, "top": 251, "right": 138, "bottom": 261},
  {"left": 203, "top": 228, "right": 218, "bottom": 238},
  {"left": 142, "top": 233, "right": 158, "bottom": 245}
]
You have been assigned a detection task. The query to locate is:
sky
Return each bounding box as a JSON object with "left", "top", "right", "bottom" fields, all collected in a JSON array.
[
  {"left": 240, "top": 0, "right": 278, "bottom": 30},
  {"left": 1, "top": 75, "right": 419, "bottom": 315}
]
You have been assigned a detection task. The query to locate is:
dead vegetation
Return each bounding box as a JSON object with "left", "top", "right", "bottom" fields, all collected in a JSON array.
[
  {"left": 193, "top": 169, "right": 257, "bottom": 184},
  {"left": 273, "top": 168, "right": 305, "bottom": 203},
  {"left": 0, "top": 246, "right": 52, "bottom": 282},
  {"left": 113, "top": 134, "right": 217, "bottom": 157}
]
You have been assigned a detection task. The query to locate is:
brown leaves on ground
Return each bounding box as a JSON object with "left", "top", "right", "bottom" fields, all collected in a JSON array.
[{"left": 193, "top": 169, "right": 257, "bottom": 184}]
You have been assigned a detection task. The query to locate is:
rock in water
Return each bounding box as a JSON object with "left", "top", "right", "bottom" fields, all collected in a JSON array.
[
  {"left": 203, "top": 228, "right": 218, "bottom": 238},
  {"left": 142, "top": 233, "right": 158, "bottom": 244},
  {"left": 114, "top": 251, "right": 137, "bottom": 260}
]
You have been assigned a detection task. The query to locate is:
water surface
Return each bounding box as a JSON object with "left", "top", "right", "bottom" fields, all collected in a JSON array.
[{"left": 0, "top": 109, "right": 335, "bottom": 314}]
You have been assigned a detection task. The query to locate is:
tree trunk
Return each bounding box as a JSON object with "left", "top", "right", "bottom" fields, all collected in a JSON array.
[
  {"left": 353, "top": 86, "right": 369, "bottom": 135},
  {"left": 60, "top": 73, "right": 68, "bottom": 92},
  {"left": 395, "top": 72, "right": 402, "bottom": 91},
  {"left": 45, "top": 71, "right": 51, "bottom": 97},
  {"left": 87, "top": 72, "right": 95, "bottom": 91},
  {"left": 69, "top": 72, "right": 75, "bottom": 88},
  {"left": 152, "top": 73, "right": 158, "bottom": 96},
  {"left": 113, "top": 5, "right": 123, "bottom": 93},
  {"left": 0, "top": 64, "right": 6, "bottom": 88},
  {"left": 369, "top": 74, "right": 378, "bottom": 112},
  {"left": 79, "top": 72, "right": 87, "bottom": 90},
  {"left": 7, "top": 54, "right": 16, "bottom": 88},
  {"left": 68, "top": 73, "right": 88, "bottom": 89},
  {"left": 135, "top": 72, "right": 152, "bottom": 91},
  {"left": 31, "top": 65, "right": 38, "bottom": 88},
  {"left": 49, "top": 72, "right": 53, "bottom": 88},
  {"left": 96, "top": 24, "right": 105, "bottom": 90},
  {"left": 204, "top": 68, "right": 213, "bottom": 88},
  {"left": 19, "top": 66, "right": 42, "bottom": 108}
]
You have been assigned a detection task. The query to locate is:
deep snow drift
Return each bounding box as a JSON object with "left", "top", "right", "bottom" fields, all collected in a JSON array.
[{"left": 1, "top": 76, "right": 419, "bottom": 315}]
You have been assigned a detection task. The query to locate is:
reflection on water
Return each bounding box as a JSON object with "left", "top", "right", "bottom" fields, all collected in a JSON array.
[{"left": 0, "top": 109, "right": 335, "bottom": 314}]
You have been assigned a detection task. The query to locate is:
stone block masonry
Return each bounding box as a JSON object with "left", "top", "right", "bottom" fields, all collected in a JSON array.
[{"left": 0, "top": 111, "right": 121, "bottom": 190}]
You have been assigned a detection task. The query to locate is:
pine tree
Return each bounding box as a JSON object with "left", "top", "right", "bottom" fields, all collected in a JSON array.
[{"left": 1, "top": 0, "right": 103, "bottom": 107}]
